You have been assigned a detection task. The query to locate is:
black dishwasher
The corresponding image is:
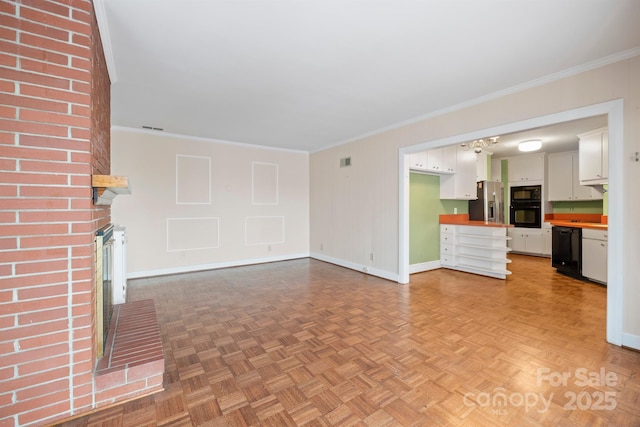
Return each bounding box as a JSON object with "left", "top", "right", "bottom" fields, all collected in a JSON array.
[{"left": 551, "top": 226, "right": 582, "bottom": 278}]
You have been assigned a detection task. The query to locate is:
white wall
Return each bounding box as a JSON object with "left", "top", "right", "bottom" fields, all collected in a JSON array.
[
  {"left": 310, "top": 137, "right": 401, "bottom": 280},
  {"left": 111, "top": 128, "right": 309, "bottom": 277},
  {"left": 310, "top": 56, "right": 640, "bottom": 344}
]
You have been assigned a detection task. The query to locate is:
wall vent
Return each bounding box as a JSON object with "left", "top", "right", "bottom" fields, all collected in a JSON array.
[{"left": 340, "top": 157, "right": 352, "bottom": 168}]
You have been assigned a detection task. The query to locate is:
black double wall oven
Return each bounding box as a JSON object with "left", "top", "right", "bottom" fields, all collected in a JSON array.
[{"left": 509, "top": 185, "right": 541, "bottom": 228}]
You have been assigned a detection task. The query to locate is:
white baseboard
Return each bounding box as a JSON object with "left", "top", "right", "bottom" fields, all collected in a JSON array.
[
  {"left": 309, "top": 252, "right": 400, "bottom": 283},
  {"left": 409, "top": 260, "right": 441, "bottom": 274},
  {"left": 622, "top": 333, "right": 640, "bottom": 351},
  {"left": 128, "top": 253, "right": 310, "bottom": 279}
]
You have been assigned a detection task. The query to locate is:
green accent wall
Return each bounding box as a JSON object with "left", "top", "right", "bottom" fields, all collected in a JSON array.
[
  {"left": 552, "top": 200, "right": 603, "bottom": 214},
  {"left": 410, "top": 173, "right": 468, "bottom": 264}
]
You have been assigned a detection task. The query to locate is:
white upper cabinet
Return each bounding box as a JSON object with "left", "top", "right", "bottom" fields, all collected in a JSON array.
[
  {"left": 440, "top": 146, "right": 477, "bottom": 200},
  {"left": 476, "top": 152, "right": 490, "bottom": 182},
  {"left": 548, "top": 151, "right": 602, "bottom": 201},
  {"left": 409, "top": 147, "right": 456, "bottom": 174},
  {"left": 425, "top": 148, "right": 444, "bottom": 173},
  {"left": 491, "top": 157, "right": 502, "bottom": 182},
  {"left": 578, "top": 127, "right": 608, "bottom": 185},
  {"left": 409, "top": 151, "right": 428, "bottom": 171},
  {"left": 547, "top": 151, "right": 573, "bottom": 200},
  {"left": 442, "top": 145, "right": 457, "bottom": 174},
  {"left": 508, "top": 153, "right": 545, "bottom": 182}
]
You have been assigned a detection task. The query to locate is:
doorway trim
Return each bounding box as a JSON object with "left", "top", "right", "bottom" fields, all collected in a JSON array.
[{"left": 398, "top": 99, "right": 624, "bottom": 346}]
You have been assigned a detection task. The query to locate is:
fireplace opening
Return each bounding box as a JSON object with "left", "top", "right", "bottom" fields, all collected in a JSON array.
[{"left": 96, "top": 224, "right": 115, "bottom": 358}]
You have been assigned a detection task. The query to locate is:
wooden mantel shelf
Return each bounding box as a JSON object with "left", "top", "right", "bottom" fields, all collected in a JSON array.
[{"left": 92, "top": 175, "right": 131, "bottom": 205}]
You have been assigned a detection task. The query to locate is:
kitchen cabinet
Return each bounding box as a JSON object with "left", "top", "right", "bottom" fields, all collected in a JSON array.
[
  {"left": 476, "top": 152, "right": 490, "bottom": 182},
  {"left": 508, "top": 153, "right": 544, "bottom": 182},
  {"left": 425, "top": 148, "right": 444, "bottom": 173},
  {"left": 441, "top": 145, "right": 457, "bottom": 173},
  {"left": 582, "top": 228, "right": 607, "bottom": 284},
  {"left": 547, "top": 151, "right": 602, "bottom": 201},
  {"left": 440, "top": 224, "right": 511, "bottom": 279},
  {"left": 440, "top": 225, "right": 456, "bottom": 267},
  {"left": 542, "top": 222, "right": 552, "bottom": 256},
  {"left": 409, "top": 151, "right": 428, "bottom": 171},
  {"left": 508, "top": 228, "right": 543, "bottom": 255},
  {"left": 578, "top": 127, "right": 608, "bottom": 185},
  {"left": 424, "top": 147, "right": 457, "bottom": 174},
  {"left": 440, "top": 147, "right": 477, "bottom": 199},
  {"left": 410, "top": 147, "right": 456, "bottom": 174},
  {"left": 491, "top": 157, "right": 502, "bottom": 182}
]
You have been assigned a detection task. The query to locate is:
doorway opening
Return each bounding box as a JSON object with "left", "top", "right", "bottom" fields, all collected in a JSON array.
[{"left": 398, "top": 100, "right": 624, "bottom": 346}]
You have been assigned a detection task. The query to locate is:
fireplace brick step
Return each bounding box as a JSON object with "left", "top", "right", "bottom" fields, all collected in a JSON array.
[{"left": 94, "top": 299, "right": 164, "bottom": 406}]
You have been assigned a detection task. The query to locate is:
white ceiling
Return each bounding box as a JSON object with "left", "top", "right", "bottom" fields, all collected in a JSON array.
[
  {"left": 95, "top": 0, "right": 640, "bottom": 153},
  {"left": 484, "top": 115, "right": 608, "bottom": 159}
]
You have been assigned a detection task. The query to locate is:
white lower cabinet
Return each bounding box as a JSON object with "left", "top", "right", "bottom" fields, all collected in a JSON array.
[
  {"left": 508, "top": 228, "right": 543, "bottom": 255},
  {"left": 582, "top": 229, "right": 607, "bottom": 284},
  {"left": 440, "top": 226, "right": 456, "bottom": 267},
  {"left": 440, "top": 224, "right": 511, "bottom": 279},
  {"left": 542, "top": 222, "right": 552, "bottom": 256}
]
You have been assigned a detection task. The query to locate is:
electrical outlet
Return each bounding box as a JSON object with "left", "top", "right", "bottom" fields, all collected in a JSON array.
[
  {"left": 320, "top": 243, "right": 324, "bottom": 251},
  {"left": 370, "top": 253, "right": 374, "bottom": 261},
  {"left": 268, "top": 245, "right": 272, "bottom": 251},
  {"left": 179, "top": 252, "right": 185, "bottom": 260}
]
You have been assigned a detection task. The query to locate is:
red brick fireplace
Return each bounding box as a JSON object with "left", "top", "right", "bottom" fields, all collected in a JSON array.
[{"left": 0, "top": 1, "right": 162, "bottom": 425}]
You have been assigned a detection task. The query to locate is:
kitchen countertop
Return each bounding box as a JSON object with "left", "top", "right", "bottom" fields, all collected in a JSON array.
[
  {"left": 547, "top": 221, "right": 608, "bottom": 230},
  {"left": 439, "top": 214, "right": 608, "bottom": 229},
  {"left": 439, "top": 214, "right": 513, "bottom": 228},
  {"left": 545, "top": 213, "right": 608, "bottom": 230}
]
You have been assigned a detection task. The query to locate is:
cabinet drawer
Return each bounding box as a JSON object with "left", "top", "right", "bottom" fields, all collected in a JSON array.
[
  {"left": 440, "top": 243, "right": 454, "bottom": 256},
  {"left": 440, "top": 254, "right": 455, "bottom": 267},
  {"left": 441, "top": 225, "right": 456, "bottom": 234},
  {"left": 440, "top": 233, "right": 454, "bottom": 246},
  {"left": 582, "top": 228, "right": 607, "bottom": 240}
]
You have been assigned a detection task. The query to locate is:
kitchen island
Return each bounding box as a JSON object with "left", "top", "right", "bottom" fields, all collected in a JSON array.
[{"left": 440, "top": 214, "right": 513, "bottom": 279}]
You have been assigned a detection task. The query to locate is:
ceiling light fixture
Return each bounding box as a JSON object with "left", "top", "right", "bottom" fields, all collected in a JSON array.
[
  {"left": 461, "top": 136, "right": 499, "bottom": 154},
  {"left": 518, "top": 139, "right": 542, "bottom": 152}
]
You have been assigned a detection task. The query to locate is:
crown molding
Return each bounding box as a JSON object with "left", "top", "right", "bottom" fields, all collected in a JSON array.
[
  {"left": 111, "top": 126, "right": 309, "bottom": 155},
  {"left": 93, "top": 0, "right": 118, "bottom": 83},
  {"left": 316, "top": 47, "right": 640, "bottom": 154}
]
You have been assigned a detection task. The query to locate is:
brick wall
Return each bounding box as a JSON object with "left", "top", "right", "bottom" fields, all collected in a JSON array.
[{"left": 0, "top": 1, "right": 113, "bottom": 425}]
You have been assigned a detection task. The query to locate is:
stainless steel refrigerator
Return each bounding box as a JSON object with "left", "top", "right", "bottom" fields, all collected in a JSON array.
[{"left": 468, "top": 181, "right": 505, "bottom": 223}]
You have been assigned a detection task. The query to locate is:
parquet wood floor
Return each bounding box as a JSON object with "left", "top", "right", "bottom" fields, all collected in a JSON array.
[{"left": 58, "top": 255, "right": 640, "bottom": 426}]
